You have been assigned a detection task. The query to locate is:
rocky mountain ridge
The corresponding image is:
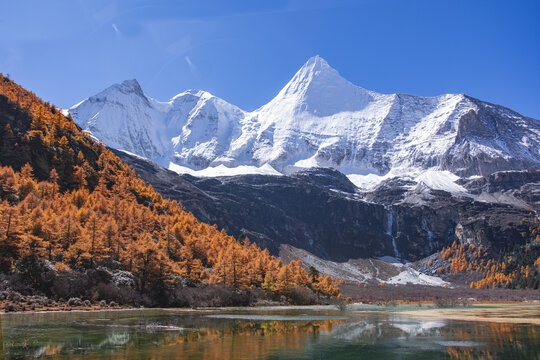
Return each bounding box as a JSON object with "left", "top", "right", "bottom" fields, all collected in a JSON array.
[{"left": 70, "top": 56, "right": 540, "bottom": 187}]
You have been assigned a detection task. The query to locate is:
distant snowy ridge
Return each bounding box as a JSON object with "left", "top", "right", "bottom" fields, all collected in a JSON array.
[{"left": 70, "top": 56, "right": 540, "bottom": 189}]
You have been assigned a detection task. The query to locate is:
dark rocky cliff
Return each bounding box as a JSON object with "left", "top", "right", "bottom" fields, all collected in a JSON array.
[{"left": 115, "top": 149, "right": 537, "bottom": 262}]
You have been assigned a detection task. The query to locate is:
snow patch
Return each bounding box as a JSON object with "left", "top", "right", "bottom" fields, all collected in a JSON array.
[
  {"left": 415, "top": 170, "right": 467, "bottom": 193},
  {"left": 282, "top": 245, "right": 447, "bottom": 286},
  {"left": 386, "top": 267, "right": 448, "bottom": 286},
  {"left": 169, "top": 163, "right": 282, "bottom": 177},
  {"left": 346, "top": 168, "right": 468, "bottom": 194},
  {"left": 347, "top": 173, "right": 389, "bottom": 190}
]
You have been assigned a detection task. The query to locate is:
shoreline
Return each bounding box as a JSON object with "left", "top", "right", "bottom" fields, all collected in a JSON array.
[
  {"left": 393, "top": 304, "right": 540, "bottom": 325},
  {"left": 0, "top": 305, "right": 135, "bottom": 315}
]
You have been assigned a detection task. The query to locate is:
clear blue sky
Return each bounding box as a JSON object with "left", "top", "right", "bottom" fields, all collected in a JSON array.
[{"left": 2, "top": 0, "right": 539, "bottom": 118}]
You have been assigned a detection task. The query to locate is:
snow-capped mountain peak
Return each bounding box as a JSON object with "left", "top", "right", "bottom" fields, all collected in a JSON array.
[
  {"left": 171, "top": 89, "right": 210, "bottom": 101},
  {"left": 69, "top": 56, "right": 540, "bottom": 186},
  {"left": 270, "top": 56, "right": 374, "bottom": 117},
  {"left": 118, "top": 79, "right": 144, "bottom": 93},
  {"left": 280, "top": 55, "right": 340, "bottom": 95},
  {"left": 304, "top": 54, "right": 328, "bottom": 68},
  {"left": 99, "top": 79, "right": 146, "bottom": 99}
]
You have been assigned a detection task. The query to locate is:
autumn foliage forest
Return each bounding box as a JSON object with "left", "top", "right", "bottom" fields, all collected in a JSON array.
[
  {"left": 0, "top": 74, "right": 341, "bottom": 308},
  {"left": 435, "top": 217, "right": 540, "bottom": 289}
]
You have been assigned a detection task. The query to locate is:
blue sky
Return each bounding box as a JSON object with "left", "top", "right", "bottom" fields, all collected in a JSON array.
[{"left": 2, "top": 0, "right": 539, "bottom": 118}]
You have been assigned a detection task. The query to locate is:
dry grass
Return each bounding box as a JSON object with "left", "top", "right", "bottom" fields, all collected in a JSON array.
[{"left": 395, "top": 304, "right": 540, "bottom": 325}]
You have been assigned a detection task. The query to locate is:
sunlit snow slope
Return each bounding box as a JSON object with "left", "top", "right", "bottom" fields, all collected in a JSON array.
[{"left": 70, "top": 56, "right": 540, "bottom": 188}]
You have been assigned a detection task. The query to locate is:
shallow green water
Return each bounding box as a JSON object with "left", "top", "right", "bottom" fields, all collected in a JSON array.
[{"left": 0, "top": 306, "right": 538, "bottom": 359}]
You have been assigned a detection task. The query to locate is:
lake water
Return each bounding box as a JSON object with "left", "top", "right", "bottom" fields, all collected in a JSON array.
[{"left": 0, "top": 305, "right": 538, "bottom": 359}]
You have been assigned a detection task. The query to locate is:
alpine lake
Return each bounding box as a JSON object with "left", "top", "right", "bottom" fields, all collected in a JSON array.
[{"left": 0, "top": 304, "right": 538, "bottom": 359}]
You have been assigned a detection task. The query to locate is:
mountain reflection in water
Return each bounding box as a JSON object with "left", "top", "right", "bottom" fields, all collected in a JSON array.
[{"left": 0, "top": 307, "right": 538, "bottom": 359}]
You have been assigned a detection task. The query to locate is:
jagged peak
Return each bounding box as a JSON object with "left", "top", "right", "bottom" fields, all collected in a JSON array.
[
  {"left": 115, "top": 79, "right": 143, "bottom": 94},
  {"left": 120, "top": 78, "right": 141, "bottom": 89}
]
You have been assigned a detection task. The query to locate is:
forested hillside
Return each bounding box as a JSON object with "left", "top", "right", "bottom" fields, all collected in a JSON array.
[
  {"left": 432, "top": 230, "right": 540, "bottom": 290},
  {"left": 0, "top": 74, "right": 340, "bottom": 310}
]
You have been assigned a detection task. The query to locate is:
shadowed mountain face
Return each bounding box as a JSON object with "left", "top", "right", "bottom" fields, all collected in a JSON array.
[{"left": 115, "top": 149, "right": 536, "bottom": 262}]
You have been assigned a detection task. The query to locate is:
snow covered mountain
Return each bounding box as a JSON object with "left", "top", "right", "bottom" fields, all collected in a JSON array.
[
  {"left": 69, "top": 79, "right": 246, "bottom": 167},
  {"left": 70, "top": 56, "right": 540, "bottom": 188}
]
